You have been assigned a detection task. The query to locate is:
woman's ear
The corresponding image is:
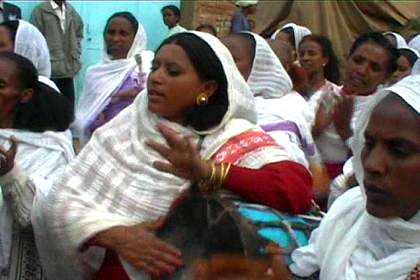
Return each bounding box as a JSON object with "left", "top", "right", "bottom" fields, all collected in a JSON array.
[
  {"left": 203, "top": 80, "right": 219, "bottom": 98},
  {"left": 19, "top": 88, "right": 34, "bottom": 104}
]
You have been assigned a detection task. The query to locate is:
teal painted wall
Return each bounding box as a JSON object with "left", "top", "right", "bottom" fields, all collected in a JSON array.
[{"left": 9, "top": 0, "right": 179, "bottom": 99}]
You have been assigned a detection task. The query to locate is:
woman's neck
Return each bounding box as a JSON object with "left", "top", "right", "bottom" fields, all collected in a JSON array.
[{"left": 307, "top": 70, "right": 326, "bottom": 92}]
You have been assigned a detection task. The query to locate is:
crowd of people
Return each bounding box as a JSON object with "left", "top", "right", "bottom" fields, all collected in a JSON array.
[{"left": 0, "top": 0, "right": 419, "bottom": 279}]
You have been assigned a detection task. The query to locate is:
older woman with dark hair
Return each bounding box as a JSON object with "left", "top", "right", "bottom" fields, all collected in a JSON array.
[
  {"left": 290, "top": 74, "right": 420, "bottom": 280},
  {"left": 36, "top": 31, "right": 313, "bottom": 279},
  {"left": 0, "top": 52, "right": 74, "bottom": 280}
]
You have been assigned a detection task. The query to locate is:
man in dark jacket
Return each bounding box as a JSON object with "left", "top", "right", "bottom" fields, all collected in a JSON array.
[
  {"left": 0, "top": 1, "right": 21, "bottom": 23},
  {"left": 31, "top": 0, "right": 83, "bottom": 111}
]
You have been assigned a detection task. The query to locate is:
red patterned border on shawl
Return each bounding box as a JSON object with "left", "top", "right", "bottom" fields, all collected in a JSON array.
[{"left": 213, "top": 131, "right": 278, "bottom": 164}]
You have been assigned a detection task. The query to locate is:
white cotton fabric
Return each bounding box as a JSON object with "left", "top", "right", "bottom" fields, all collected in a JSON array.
[
  {"left": 239, "top": 32, "right": 312, "bottom": 167},
  {"left": 35, "top": 31, "right": 291, "bottom": 280},
  {"left": 235, "top": 0, "right": 258, "bottom": 7},
  {"left": 38, "top": 75, "right": 60, "bottom": 93},
  {"left": 73, "top": 22, "right": 153, "bottom": 142},
  {"left": 243, "top": 32, "right": 293, "bottom": 99},
  {"left": 305, "top": 82, "right": 376, "bottom": 164},
  {"left": 383, "top": 32, "right": 408, "bottom": 49},
  {"left": 14, "top": 20, "right": 51, "bottom": 77},
  {"left": 270, "top": 23, "right": 311, "bottom": 50},
  {"left": 290, "top": 75, "right": 420, "bottom": 280},
  {"left": 408, "top": 34, "right": 420, "bottom": 54},
  {"left": 0, "top": 129, "right": 74, "bottom": 273}
]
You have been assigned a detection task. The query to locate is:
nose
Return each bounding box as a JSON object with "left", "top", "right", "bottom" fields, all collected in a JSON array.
[
  {"left": 355, "top": 61, "right": 369, "bottom": 76},
  {"left": 362, "top": 143, "right": 388, "bottom": 177},
  {"left": 149, "top": 67, "right": 164, "bottom": 85}
]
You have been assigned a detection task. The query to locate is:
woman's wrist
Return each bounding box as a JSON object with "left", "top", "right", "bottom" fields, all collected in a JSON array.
[
  {"left": 85, "top": 226, "right": 127, "bottom": 251},
  {"left": 197, "top": 161, "right": 232, "bottom": 193}
]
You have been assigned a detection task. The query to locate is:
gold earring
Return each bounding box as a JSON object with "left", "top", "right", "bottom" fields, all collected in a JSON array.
[{"left": 196, "top": 93, "right": 208, "bottom": 106}]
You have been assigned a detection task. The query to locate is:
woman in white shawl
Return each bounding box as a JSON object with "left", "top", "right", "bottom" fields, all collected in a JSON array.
[
  {"left": 222, "top": 32, "right": 329, "bottom": 202},
  {"left": 306, "top": 32, "right": 398, "bottom": 181},
  {"left": 271, "top": 22, "right": 312, "bottom": 53},
  {"left": 73, "top": 12, "right": 153, "bottom": 143},
  {"left": 289, "top": 74, "right": 420, "bottom": 280},
  {"left": 0, "top": 19, "right": 50, "bottom": 77},
  {"left": 0, "top": 53, "right": 74, "bottom": 280},
  {"left": 36, "top": 31, "right": 313, "bottom": 280}
]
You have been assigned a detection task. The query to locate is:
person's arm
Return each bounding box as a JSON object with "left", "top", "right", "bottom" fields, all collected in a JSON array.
[
  {"left": 85, "top": 221, "right": 183, "bottom": 278},
  {"left": 74, "top": 9, "right": 84, "bottom": 55},
  {"left": 30, "top": 7, "right": 45, "bottom": 34},
  {"left": 225, "top": 161, "right": 313, "bottom": 214},
  {"left": 0, "top": 164, "right": 36, "bottom": 229}
]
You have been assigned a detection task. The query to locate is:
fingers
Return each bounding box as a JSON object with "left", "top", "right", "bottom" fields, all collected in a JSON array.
[
  {"left": 147, "top": 140, "right": 171, "bottom": 159},
  {"left": 157, "top": 124, "right": 184, "bottom": 149},
  {"left": 9, "top": 137, "right": 18, "bottom": 159},
  {"left": 153, "top": 161, "right": 176, "bottom": 175}
]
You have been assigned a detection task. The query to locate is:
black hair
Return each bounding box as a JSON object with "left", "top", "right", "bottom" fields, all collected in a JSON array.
[
  {"left": 299, "top": 34, "right": 341, "bottom": 84},
  {"left": 103, "top": 12, "right": 139, "bottom": 38},
  {"left": 0, "top": 20, "right": 19, "bottom": 43},
  {"left": 196, "top": 24, "right": 218, "bottom": 37},
  {"left": 398, "top": 48, "right": 418, "bottom": 68},
  {"left": 349, "top": 32, "right": 399, "bottom": 76},
  {"left": 279, "top": 27, "right": 295, "bottom": 50},
  {"left": 161, "top": 5, "right": 181, "bottom": 17},
  {"left": 156, "top": 33, "right": 228, "bottom": 131},
  {"left": 0, "top": 52, "right": 73, "bottom": 132}
]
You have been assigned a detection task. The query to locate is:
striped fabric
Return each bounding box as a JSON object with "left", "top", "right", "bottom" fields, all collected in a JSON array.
[{"left": 244, "top": 32, "right": 293, "bottom": 99}]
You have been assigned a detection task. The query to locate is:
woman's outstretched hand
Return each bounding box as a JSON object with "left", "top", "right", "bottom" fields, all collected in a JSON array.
[
  {"left": 0, "top": 137, "right": 18, "bottom": 176},
  {"left": 147, "top": 124, "right": 211, "bottom": 182}
]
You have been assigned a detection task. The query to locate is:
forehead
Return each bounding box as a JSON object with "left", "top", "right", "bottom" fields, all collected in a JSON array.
[
  {"left": 351, "top": 43, "right": 390, "bottom": 67},
  {"left": 367, "top": 95, "right": 420, "bottom": 141},
  {"left": 163, "top": 9, "right": 175, "bottom": 16},
  {"left": 0, "top": 58, "right": 18, "bottom": 82},
  {"left": 300, "top": 39, "right": 322, "bottom": 50},
  {"left": 155, "top": 43, "right": 191, "bottom": 64},
  {"left": 107, "top": 17, "right": 134, "bottom": 31}
]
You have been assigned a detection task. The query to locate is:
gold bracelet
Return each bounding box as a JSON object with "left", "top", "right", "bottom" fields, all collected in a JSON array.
[{"left": 221, "top": 163, "right": 232, "bottom": 186}]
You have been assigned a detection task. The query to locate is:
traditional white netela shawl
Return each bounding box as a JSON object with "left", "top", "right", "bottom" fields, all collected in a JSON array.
[
  {"left": 243, "top": 32, "right": 292, "bottom": 99},
  {"left": 290, "top": 75, "right": 420, "bottom": 280},
  {"left": 0, "top": 129, "right": 74, "bottom": 273},
  {"left": 239, "top": 32, "right": 312, "bottom": 167},
  {"left": 36, "top": 31, "right": 291, "bottom": 279},
  {"left": 383, "top": 31, "right": 409, "bottom": 49},
  {"left": 270, "top": 23, "right": 311, "bottom": 50},
  {"left": 409, "top": 34, "right": 420, "bottom": 54},
  {"left": 14, "top": 20, "right": 51, "bottom": 77},
  {"left": 73, "top": 21, "right": 153, "bottom": 141}
]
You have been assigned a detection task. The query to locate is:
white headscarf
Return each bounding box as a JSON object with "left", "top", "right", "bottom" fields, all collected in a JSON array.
[
  {"left": 34, "top": 31, "right": 290, "bottom": 279},
  {"left": 408, "top": 34, "right": 420, "bottom": 54},
  {"left": 383, "top": 31, "right": 408, "bottom": 49},
  {"left": 235, "top": 0, "right": 258, "bottom": 7},
  {"left": 73, "top": 21, "right": 153, "bottom": 141},
  {"left": 290, "top": 75, "right": 420, "bottom": 280},
  {"left": 243, "top": 32, "right": 292, "bottom": 99},
  {"left": 270, "top": 22, "right": 312, "bottom": 50},
  {"left": 14, "top": 20, "right": 51, "bottom": 77}
]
